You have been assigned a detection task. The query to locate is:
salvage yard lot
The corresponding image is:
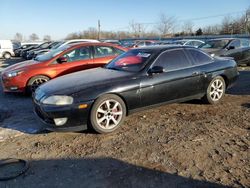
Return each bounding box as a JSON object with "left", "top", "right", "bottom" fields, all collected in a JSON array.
[{"left": 0, "top": 58, "right": 249, "bottom": 187}]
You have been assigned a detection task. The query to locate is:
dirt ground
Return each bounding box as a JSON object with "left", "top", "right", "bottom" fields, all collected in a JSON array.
[{"left": 0, "top": 58, "right": 249, "bottom": 188}]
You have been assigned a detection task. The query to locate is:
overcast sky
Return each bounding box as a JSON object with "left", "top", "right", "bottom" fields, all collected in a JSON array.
[{"left": 0, "top": 0, "right": 249, "bottom": 40}]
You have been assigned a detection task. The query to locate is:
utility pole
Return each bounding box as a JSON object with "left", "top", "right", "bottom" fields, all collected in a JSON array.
[{"left": 98, "top": 20, "right": 101, "bottom": 40}]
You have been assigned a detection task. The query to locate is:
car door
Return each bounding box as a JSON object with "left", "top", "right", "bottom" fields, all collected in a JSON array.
[
  {"left": 185, "top": 49, "right": 213, "bottom": 91},
  {"left": 91, "top": 45, "right": 123, "bottom": 69},
  {"left": 224, "top": 39, "right": 241, "bottom": 56},
  {"left": 49, "top": 46, "right": 93, "bottom": 77},
  {"left": 139, "top": 49, "right": 202, "bottom": 107}
]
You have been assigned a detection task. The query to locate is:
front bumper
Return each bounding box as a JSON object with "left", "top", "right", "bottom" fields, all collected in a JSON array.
[
  {"left": 1, "top": 74, "right": 26, "bottom": 93},
  {"left": 33, "top": 98, "right": 94, "bottom": 132}
]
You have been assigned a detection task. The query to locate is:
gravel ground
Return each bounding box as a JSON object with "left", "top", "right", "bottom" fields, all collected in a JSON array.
[{"left": 0, "top": 58, "right": 249, "bottom": 188}]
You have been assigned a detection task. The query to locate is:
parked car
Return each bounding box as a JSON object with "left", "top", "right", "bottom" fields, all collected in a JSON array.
[
  {"left": 26, "top": 41, "right": 61, "bottom": 60},
  {"left": 32, "top": 46, "right": 238, "bottom": 133},
  {"left": 24, "top": 41, "right": 52, "bottom": 59},
  {"left": 102, "top": 40, "right": 122, "bottom": 46},
  {"left": 14, "top": 43, "right": 40, "bottom": 57},
  {"left": 171, "top": 39, "right": 204, "bottom": 47},
  {"left": 199, "top": 38, "right": 250, "bottom": 66},
  {"left": 51, "top": 39, "right": 100, "bottom": 49},
  {"left": 0, "top": 40, "right": 15, "bottom": 59},
  {"left": 21, "top": 42, "right": 51, "bottom": 59},
  {"left": 132, "top": 40, "right": 156, "bottom": 48},
  {"left": 1, "top": 43, "right": 127, "bottom": 93}
]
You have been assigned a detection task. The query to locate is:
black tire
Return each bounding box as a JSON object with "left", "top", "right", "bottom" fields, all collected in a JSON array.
[
  {"left": 27, "top": 75, "right": 50, "bottom": 94},
  {"left": 3, "top": 52, "right": 11, "bottom": 59},
  {"left": 202, "top": 76, "right": 226, "bottom": 104},
  {"left": 90, "top": 94, "right": 126, "bottom": 134}
]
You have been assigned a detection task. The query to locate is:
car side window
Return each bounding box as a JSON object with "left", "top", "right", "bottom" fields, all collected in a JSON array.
[
  {"left": 240, "top": 39, "right": 250, "bottom": 47},
  {"left": 187, "top": 49, "right": 212, "bottom": 65},
  {"left": 229, "top": 40, "right": 240, "bottom": 49},
  {"left": 113, "top": 47, "right": 125, "bottom": 55},
  {"left": 63, "top": 47, "right": 91, "bottom": 62},
  {"left": 94, "top": 46, "right": 117, "bottom": 58},
  {"left": 154, "top": 49, "right": 192, "bottom": 71}
]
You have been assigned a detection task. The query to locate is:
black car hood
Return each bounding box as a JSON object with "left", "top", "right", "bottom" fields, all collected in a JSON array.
[{"left": 39, "top": 68, "right": 134, "bottom": 96}]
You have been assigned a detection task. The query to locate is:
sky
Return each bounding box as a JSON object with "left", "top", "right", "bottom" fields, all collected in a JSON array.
[{"left": 0, "top": 0, "right": 249, "bottom": 40}]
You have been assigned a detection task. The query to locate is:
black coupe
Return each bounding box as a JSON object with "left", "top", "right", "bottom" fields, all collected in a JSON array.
[{"left": 33, "top": 46, "right": 239, "bottom": 133}]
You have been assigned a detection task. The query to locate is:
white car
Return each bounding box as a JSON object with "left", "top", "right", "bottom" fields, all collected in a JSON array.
[
  {"left": 52, "top": 39, "right": 100, "bottom": 49},
  {"left": 172, "top": 39, "right": 205, "bottom": 48},
  {"left": 0, "top": 40, "right": 15, "bottom": 59}
]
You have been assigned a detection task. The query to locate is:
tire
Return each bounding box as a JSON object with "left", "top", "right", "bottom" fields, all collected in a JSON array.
[
  {"left": 3, "top": 52, "right": 11, "bottom": 59},
  {"left": 90, "top": 94, "right": 126, "bottom": 134},
  {"left": 202, "top": 76, "right": 226, "bottom": 104},
  {"left": 27, "top": 75, "right": 50, "bottom": 94}
]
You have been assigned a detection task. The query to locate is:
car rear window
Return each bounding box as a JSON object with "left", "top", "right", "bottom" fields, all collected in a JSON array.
[{"left": 187, "top": 49, "right": 212, "bottom": 65}]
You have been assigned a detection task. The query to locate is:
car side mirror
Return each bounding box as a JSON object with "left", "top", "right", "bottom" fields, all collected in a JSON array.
[
  {"left": 148, "top": 66, "right": 164, "bottom": 75},
  {"left": 57, "top": 56, "right": 68, "bottom": 64},
  {"left": 227, "top": 46, "right": 235, "bottom": 50}
]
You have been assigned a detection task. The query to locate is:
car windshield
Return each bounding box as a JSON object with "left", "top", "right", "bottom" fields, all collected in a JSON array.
[
  {"left": 34, "top": 45, "right": 70, "bottom": 62},
  {"left": 105, "top": 49, "right": 154, "bottom": 72},
  {"left": 51, "top": 41, "right": 64, "bottom": 49},
  {"left": 199, "top": 40, "right": 231, "bottom": 49}
]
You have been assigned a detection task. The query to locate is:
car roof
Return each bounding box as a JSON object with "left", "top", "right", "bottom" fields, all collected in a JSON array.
[
  {"left": 67, "top": 42, "right": 126, "bottom": 49},
  {"left": 206, "top": 38, "right": 236, "bottom": 41},
  {"left": 135, "top": 45, "right": 196, "bottom": 52}
]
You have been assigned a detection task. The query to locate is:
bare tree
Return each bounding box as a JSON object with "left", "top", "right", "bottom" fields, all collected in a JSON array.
[
  {"left": 182, "top": 20, "right": 194, "bottom": 35},
  {"left": 14, "top": 33, "right": 23, "bottom": 42},
  {"left": 129, "top": 20, "right": 146, "bottom": 38},
  {"left": 156, "top": 13, "right": 176, "bottom": 37},
  {"left": 203, "top": 24, "right": 221, "bottom": 35},
  {"left": 29, "top": 33, "right": 39, "bottom": 41},
  {"left": 43, "top": 35, "right": 51, "bottom": 41}
]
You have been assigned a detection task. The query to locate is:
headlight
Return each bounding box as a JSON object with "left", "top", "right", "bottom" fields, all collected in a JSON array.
[
  {"left": 7, "top": 71, "right": 23, "bottom": 78},
  {"left": 41, "top": 95, "right": 73, "bottom": 105}
]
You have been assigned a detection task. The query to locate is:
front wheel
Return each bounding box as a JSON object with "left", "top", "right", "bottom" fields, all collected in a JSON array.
[
  {"left": 27, "top": 75, "right": 50, "bottom": 94},
  {"left": 3, "top": 52, "right": 11, "bottom": 59},
  {"left": 202, "top": 76, "right": 226, "bottom": 104},
  {"left": 90, "top": 94, "right": 126, "bottom": 134}
]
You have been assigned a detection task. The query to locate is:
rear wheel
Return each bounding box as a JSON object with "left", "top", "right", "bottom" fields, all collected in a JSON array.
[
  {"left": 90, "top": 94, "right": 126, "bottom": 134},
  {"left": 202, "top": 76, "right": 226, "bottom": 104},
  {"left": 3, "top": 52, "right": 11, "bottom": 59},
  {"left": 27, "top": 75, "right": 50, "bottom": 93}
]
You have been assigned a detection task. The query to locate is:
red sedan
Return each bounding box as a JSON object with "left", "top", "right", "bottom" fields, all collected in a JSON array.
[{"left": 1, "top": 43, "right": 127, "bottom": 93}]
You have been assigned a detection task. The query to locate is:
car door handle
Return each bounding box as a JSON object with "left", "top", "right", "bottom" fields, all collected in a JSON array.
[{"left": 192, "top": 71, "right": 200, "bottom": 76}]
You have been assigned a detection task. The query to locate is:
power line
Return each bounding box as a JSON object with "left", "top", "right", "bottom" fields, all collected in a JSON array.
[{"left": 113, "top": 10, "right": 246, "bottom": 30}]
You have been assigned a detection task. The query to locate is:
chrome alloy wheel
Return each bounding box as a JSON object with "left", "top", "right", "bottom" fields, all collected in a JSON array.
[
  {"left": 209, "top": 79, "right": 224, "bottom": 101},
  {"left": 30, "top": 77, "right": 49, "bottom": 92},
  {"left": 96, "top": 99, "right": 123, "bottom": 130}
]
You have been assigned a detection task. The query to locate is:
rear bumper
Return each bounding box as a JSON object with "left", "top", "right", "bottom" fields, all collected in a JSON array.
[{"left": 33, "top": 98, "right": 94, "bottom": 132}]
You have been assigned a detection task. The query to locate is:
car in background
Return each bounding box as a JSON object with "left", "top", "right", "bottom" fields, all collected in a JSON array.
[
  {"left": 132, "top": 40, "right": 155, "bottom": 48},
  {"left": 1, "top": 43, "right": 127, "bottom": 93},
  {"left": 14, "top": 43, "right": 41, "bottom": 57},
  {"left": 32, "top": 46, "right": 238, "bottom": 133},
  {"left": 21, "top": 42, "right": 51, "bottom": 59},
  {"left": 28, "top": 39, "right": 102, "bottom": 60},
  {"left": 52, "top": 39, "right": 100, "bottom": 49},
  {"left": 199, "top": 38, "right": 250, "bottom": 66},
  {"left": 171, "top": 39, "right": 204, "bottom": 47},
  {"left": 102, "top": 40, "right": 122, "bottom": 46},
  {"left": 26, "top": 41, "right": 61, "bottom": 60},
  {"left": 0, "top": 40, "right": 15, "bottom": 59}
]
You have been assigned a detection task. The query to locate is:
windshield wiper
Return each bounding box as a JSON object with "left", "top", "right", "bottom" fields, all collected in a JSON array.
[{"left": 106, "top": 67, "right": 120, "bottom": 71}]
